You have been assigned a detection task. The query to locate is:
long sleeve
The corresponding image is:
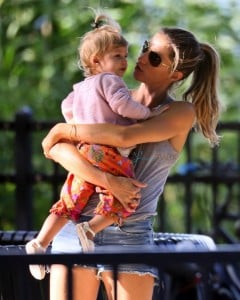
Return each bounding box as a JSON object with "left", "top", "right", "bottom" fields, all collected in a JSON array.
[
  {"left": 98, "top": 73, "right": 151, "bottom": 120},
  {"left": 66, "top": 73, "right": 151, "bottom": 126},
  {"left": 61, "top": 91, "right": 74, "bottom": 123}
]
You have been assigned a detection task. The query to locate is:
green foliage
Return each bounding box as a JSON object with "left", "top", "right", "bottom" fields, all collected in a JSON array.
[
  {"left": 0, "top": 0, "right": 239, "bottom": 236},
  {"left": 1, "top": 0, "right": 240, "bottom": 119}
]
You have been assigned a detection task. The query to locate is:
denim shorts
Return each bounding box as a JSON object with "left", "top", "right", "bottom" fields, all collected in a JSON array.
[{"left": 51, "top": 217, "right": 160, "bottom": 280}]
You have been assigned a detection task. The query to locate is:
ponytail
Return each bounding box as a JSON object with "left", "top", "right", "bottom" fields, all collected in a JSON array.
[
  {"left": 183, "top": 43, "right": 222, "bottom": 146},
  {"left": 163, "top": 27, "right": 222, "bottom": 146}
]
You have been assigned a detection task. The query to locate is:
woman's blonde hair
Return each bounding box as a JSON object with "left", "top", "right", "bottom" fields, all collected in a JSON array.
[
  {"left": 78, "top": 13, "right": 128, "bottom": 77},
  {"left": 162, "top": 27, "right": 222, "bottom": 146}
]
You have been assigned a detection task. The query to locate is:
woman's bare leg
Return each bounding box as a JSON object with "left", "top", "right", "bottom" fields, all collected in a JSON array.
[
  {"left": 73, "top": 267, "right": 100, "bottom": 300},
  {"left": 50, "top": 265, "right": 100, "bottom": 300},
  {"left": 50, "top": 264, "right": 68, "bottom": 300},
  {"left": 102, "top": 271, "right": 155, "bottom": 300}
]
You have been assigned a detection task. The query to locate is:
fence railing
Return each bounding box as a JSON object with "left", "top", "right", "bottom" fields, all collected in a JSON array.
[
  {"left": 0, "top": 107, "right": 240, "bottom": 238},
  {"left": 1, "top": 230, "right": 240, "bottom": 300},
  {"left": 1, "top": 240, "right": 240, "bottom": 300}
]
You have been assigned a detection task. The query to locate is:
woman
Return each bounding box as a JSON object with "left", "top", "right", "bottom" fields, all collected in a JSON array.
[
  {"left": 42, "top": 26, "right": 221, "bottom": 300},
  {"left": 26, "top": 13, "right": 164, "bottom": 281}
]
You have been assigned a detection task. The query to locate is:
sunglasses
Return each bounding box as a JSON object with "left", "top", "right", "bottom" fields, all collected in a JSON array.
[{"left": 141, "top": 40, "right": 170, "bottom": 68}]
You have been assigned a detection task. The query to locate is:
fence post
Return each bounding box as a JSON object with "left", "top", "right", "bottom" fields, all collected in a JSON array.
[{"left": 15, "top": 107, "right": 33, "bottom": 229}]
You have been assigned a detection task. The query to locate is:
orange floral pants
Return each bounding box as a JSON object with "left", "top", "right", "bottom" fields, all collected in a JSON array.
[{"left": 50, "top": 143, "right": 135, "bottom": 223}]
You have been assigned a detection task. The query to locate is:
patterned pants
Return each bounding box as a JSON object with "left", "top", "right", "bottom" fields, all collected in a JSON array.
[{"left": 50, "top": 143, "right": 135, "bottom": 223}]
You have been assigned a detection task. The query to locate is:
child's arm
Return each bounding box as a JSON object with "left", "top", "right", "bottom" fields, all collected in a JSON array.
[
  {"left": 101, "top": 74, "right": 169, "bottom": 121},
  {"left": 61, "top": 91, "right": 74, "bottom": 123}
]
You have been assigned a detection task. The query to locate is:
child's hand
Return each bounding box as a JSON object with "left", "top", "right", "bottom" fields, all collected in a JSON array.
[{"left": 149, "top": 103, "right": 170, "bottom": 118}]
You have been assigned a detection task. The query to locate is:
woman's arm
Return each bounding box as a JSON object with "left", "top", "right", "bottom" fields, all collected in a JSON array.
[
  {"left": 49, "top": 142, "right": 146, "bottom": 211},
  {"left": 42, "top": 102, "right": 195, "bottom": 155}
]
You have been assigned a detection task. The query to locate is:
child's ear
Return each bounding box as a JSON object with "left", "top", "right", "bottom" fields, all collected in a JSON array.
[{"left": 91, "top": 55, "right": 100, "bottom": 65}]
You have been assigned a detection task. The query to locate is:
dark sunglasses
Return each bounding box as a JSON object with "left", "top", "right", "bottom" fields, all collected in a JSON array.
[{"left": 142, "top": 40, "right": 169, "bottom": 68}]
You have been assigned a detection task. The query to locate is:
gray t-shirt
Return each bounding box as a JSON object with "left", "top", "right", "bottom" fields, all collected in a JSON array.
[{"left": 82, "top": 140, "right": 179, "bottom": 222}]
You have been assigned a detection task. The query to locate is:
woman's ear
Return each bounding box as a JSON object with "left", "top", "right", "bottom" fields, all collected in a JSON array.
[{"left": 170, "top": 70, "right": 184, "bottom": 82}]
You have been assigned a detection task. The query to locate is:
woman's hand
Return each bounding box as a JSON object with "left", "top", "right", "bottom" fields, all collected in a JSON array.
[
  {"left": 42, "top": 123, "right": 68, "bottom": 158},
  {"left": 99, "top": 173, "right": 147, "bottom": 212}
]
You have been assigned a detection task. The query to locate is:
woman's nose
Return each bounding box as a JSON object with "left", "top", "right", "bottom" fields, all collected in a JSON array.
[{"left": 138, "top": 52, "right": 147, "bottom": 64}]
